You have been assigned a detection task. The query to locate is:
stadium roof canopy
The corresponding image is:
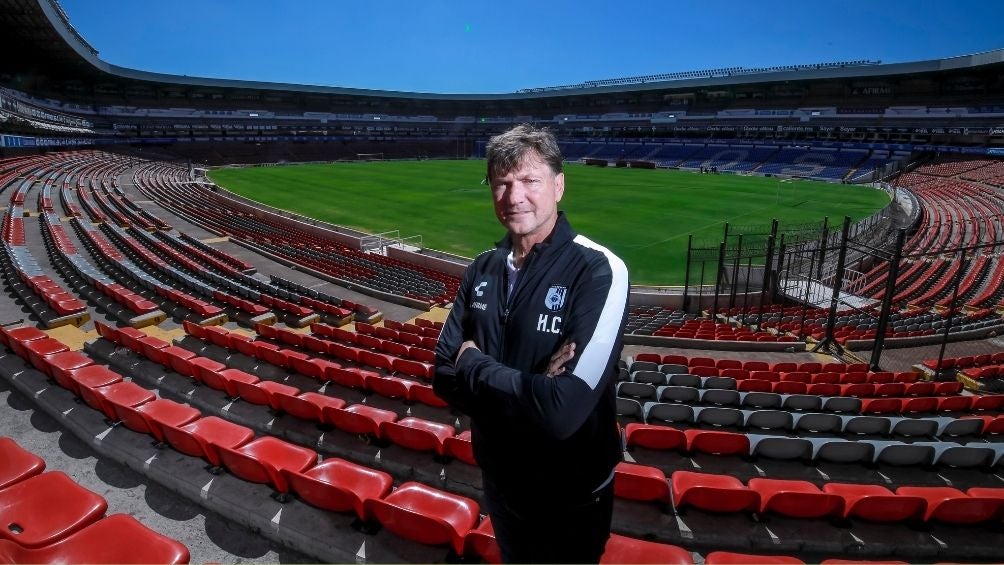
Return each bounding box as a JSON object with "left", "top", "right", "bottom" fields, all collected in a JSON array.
[{"left": 2, "top": 0, "right": 1002, "bottom": 113}]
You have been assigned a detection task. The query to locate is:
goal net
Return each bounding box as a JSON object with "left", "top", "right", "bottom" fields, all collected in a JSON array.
[{"left": 356, "top": 153, "right": 385, "bottom": 161}]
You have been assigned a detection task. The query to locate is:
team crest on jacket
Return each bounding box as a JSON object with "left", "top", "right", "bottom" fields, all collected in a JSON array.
[{"left": 544, "top": 285, "right": 568, "bottom": 311}]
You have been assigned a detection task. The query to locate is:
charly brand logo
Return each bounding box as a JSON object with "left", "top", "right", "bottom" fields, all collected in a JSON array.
[
  {"left": 471, "top": 281, "right": 489, "bottom": 311},
  {"left": 544, "top": 285, "right": 567, "bottom": 311}
]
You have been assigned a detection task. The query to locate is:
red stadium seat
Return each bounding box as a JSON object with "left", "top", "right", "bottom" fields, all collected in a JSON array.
[
  {"left": 464, "top": 518, "right": 501, "bottom": 564},
  {"left": 189, "top": 357, "right": 228, "bottom": 385},
  {"left": 409, "top": 383, "right": 449, "bottom": 408},
  {"left": 4, "top": 326, "right": 48, "bottom": 358},
  {"left": 896, "top": 486, "right": 1004, "bottom": 524},
  {"left": 839, "top": 373, "right": 871, "bottom": 387},
  {"left": 161, "top": 416, "right": 254, "bottom": 467},
  {"left": 23, "top": 338, "right": 69, "bottom": 373},
  {"left": 670, "top": 470, "right": 759, "bottom": 513},
  {"left": 274, "top": 391, "right": 346, "bottom": 422},
  {"left": 323, "top": 404, "right": 398, "bottom": 437},
  {"left": 706, "top": 551, "right": 804, "bottom": 564},
  {"left": 282, "top": 458, "right": 393, "bottom": 520},
  {"left": 83, "top": 381, "right": 156, "bottom": 421},
  {"left": 821, "top": 483, "right": 925, "bottom": 522},
  {"left": 0, "top": 471, "right": 108, "bottom": 548},
  {"left": 748, "top": 478, "right": 844, "bottom": 519},
  {"left": 625, "top": 423, "right": 686, "bottom": 451},
  {"left": 45, "top": 351, "right": 94, "bottom": 391},
  {"left": 683, "top": 429, "right": 749, "bottom": 456},
  {"left": 364, "top": 481, "right": 479, "bottom": 555},
  {"left": 367, "top": 375, "right": 414, "bottom": 400},
  {"left": 634, "top": 353, "right": 662, "bottom": 364},
  {"left": 613, "top": 462, "right": 669, "bottom": 502},
  {"left": 116, "top": 399, "right": 201, "bottom": 443},
  {"left": 162, "top": 346, "right": 198, "bottom": 376},
  {"left": 289, "top": 357, "right": 340, "bottom": 381},
  {"left": 137, "top": 335, "right": 170, "bottom": 365},
  {"left": 228, "top": 333, "right": 258, "bottom": 358},
  {"left": 742, "top": 361, "right": 769, "bottom": 372},
  {"left": 936, "top": 395, "right": 973, "bottom": 412},
  {"left": 203, "top": 367, "right": 260, "bottom": 398},
  {"left": 601, "top": 534, "right": 694, "bottom": 564},
  {"left": 0, "top": 437, "right": 45, "bottom": 490},
  {"left": 444, "top": 430, "right": 476, "bottom": 465},
  {"left": 0, "top": 513, "right": 190, "bottom": 564},
  {"left": 232, "top": 379, "right": 297, "bottom": 410},
  {"left": 217, "top": 436, "right": 317, "bottom": 494},
  {"left": 325, "top": 366, "right": 372, "bottom": 390},
  {"left": 66, "top": 365, "right": 123, "bottom": 398},
  {"left": 379, "top": 417, "right": 455, "bottom": 455}
]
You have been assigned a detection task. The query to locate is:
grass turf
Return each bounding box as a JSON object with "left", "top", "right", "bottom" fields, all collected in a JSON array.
[{"left": 209, "top": 160, "right": 890, "bottom": 285}]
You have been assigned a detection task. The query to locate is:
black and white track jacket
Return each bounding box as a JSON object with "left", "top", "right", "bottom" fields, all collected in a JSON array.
[{"left": 434, "top": 212, "right": 629, "bottom": 507}]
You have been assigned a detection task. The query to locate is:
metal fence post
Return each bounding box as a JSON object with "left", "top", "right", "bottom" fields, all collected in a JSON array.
[
  {"left": 813, "top": 216, "right": 852, "bottom": 353},
  {"left": 682, "top": 235, "right": 693, "bottom": 312},
  {"left": 934, "top": 248, "right": 969, "bottom": 377},
  {"left": 712, "top": 241, "right": 726, "bottom": 318},
  {"left": 869, "top": 228, "right": 908, "bottom": 370}
]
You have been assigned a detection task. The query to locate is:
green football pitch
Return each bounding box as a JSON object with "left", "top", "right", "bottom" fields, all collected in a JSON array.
[{"left": 209, "top": 160, "right": 890, "bottom": 285}]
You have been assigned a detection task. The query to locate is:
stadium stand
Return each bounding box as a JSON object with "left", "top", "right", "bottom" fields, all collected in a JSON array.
[{"left": 3, "top": 2, "right": 1004, "bottom": 561}]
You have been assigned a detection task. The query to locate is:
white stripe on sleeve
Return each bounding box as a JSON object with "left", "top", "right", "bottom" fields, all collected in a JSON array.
[{"left": 571, "top": 234, "right": 629, "bottom": 390}]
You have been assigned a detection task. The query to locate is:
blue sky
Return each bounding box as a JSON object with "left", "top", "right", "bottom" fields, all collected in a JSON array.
[{"left": 60, "top": 0, "right": 1004, "bottom": 94}]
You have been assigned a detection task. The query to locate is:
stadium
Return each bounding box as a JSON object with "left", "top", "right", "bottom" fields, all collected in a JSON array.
[{"left": 1, "top": 0, "right": 1004, "bottom": 563}]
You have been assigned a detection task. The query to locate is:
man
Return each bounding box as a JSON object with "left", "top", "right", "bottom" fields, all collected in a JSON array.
[{"left": 434, "top": 124, "right": 629, "bottom": 563}]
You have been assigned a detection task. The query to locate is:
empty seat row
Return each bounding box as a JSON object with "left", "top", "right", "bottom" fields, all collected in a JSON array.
[
  {"left": 634, "top": 400, "right": 996, "bottom": 438},
  {"left": 178, "top": 321, "right": 442, "bottom": 405},
  {"left": 621, "top": 374, "right": 951, "bottom": 397},
  {"left": 666, "top": 469, "right": 1004, "bottom": 524},
  {"left": 618, "top": 384, "right": 989, "bottom": 417},
  {"left": 623, "top": 423, "right": 1004, "bottom": 468}
]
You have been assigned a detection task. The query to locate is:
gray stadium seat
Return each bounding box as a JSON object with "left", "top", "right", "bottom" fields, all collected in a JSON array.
[
  {"left": 667, "top": 373, "right": 702, "bottom": 388},
  {"left": 659, "top": 363, "right": 689, "bottom": 375},
  {"left": 701, "top": 389, "right": 741, "bottom": 407},
  {"left": 749, "top": 435, "right": 813, "bottom": 460},
  {"left": 617, "top": 381, "right": 657, "bottom": 400},
  {"left": 889, "top": 417, "right": 938, "bottom": 438},
  {"left": 937, "top": 417, "right": 984, "bottom": 438},
  {"left": 740, "top": 392, "right": 782, "bottom": 409},
  {"left": 872, "top": 441, "right": 935, "bottom": 466},
  {"left": 824, "top": 396, "right": 862, "bottom": 413},
  {"left": 745, "top": 409, "right": 793, "bottom": 431},
  {"left": 644, "top": 402, "right": 694, "bottom": 424},
  {"left": 809, "top": 438, "right": 875, "bottom": 464},
  {"left": 703, "top": 376, "right": 737, "bottom": 391},
  {"left": 794, "top": 412, "right": 842, "bottom": 434},
  {"left": 782, "top": 394, "right": 822, "bottom": 411},
  {"left": 632, "top": 370, "right": 668, "bottom": 385},
  {"left": 616, "top": 397, "right": 644, "bottom": 420},
  {"left": 842, "top": 415, "right": 892, "bottom": 436},
  {"left": 694, "top": 406, "right": 744, "bottom": 428},
  {"left": 916, "top": 442, "right": 994, "bottom": 468},
  {"left": 630, "top": 361, "right": 659, "bottom": 373},
  {"left": 657, "top": 385, "right": 700, "bottom": 404}
]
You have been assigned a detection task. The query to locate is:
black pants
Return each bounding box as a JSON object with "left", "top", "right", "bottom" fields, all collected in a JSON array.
[{"left": 483, "top": 479, "right": 614, "bottom": 564}]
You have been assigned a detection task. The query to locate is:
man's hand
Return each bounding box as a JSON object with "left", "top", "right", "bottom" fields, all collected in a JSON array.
[
  {"left": 546, "top": 341, "right": 575, "bottom": 377},
  {"left": 456, "top": 340, "right": 480, "bottom": 364}
]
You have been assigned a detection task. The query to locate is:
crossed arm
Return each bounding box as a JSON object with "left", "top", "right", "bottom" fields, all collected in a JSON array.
[{"left": 433, "top": 259, "right": 627, "bottom": 440}]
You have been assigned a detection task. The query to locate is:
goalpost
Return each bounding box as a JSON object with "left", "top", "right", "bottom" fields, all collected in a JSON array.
[{"left": 355, "top": 152, "right": 385, "bottom": 162}]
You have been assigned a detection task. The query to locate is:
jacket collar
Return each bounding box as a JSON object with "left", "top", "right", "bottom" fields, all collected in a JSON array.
[{"left": 495, "top": 211, "right": 576, "bottom": 255}]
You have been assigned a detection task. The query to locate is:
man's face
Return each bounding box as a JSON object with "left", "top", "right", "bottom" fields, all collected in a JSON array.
[{"left": 490, "top": 152, "right": 565, "bottom": 242}]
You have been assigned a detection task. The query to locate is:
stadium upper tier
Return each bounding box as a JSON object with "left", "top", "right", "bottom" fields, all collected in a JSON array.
[{"left": 1, "top": 0, "right": 1004, "bottom": 146}]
